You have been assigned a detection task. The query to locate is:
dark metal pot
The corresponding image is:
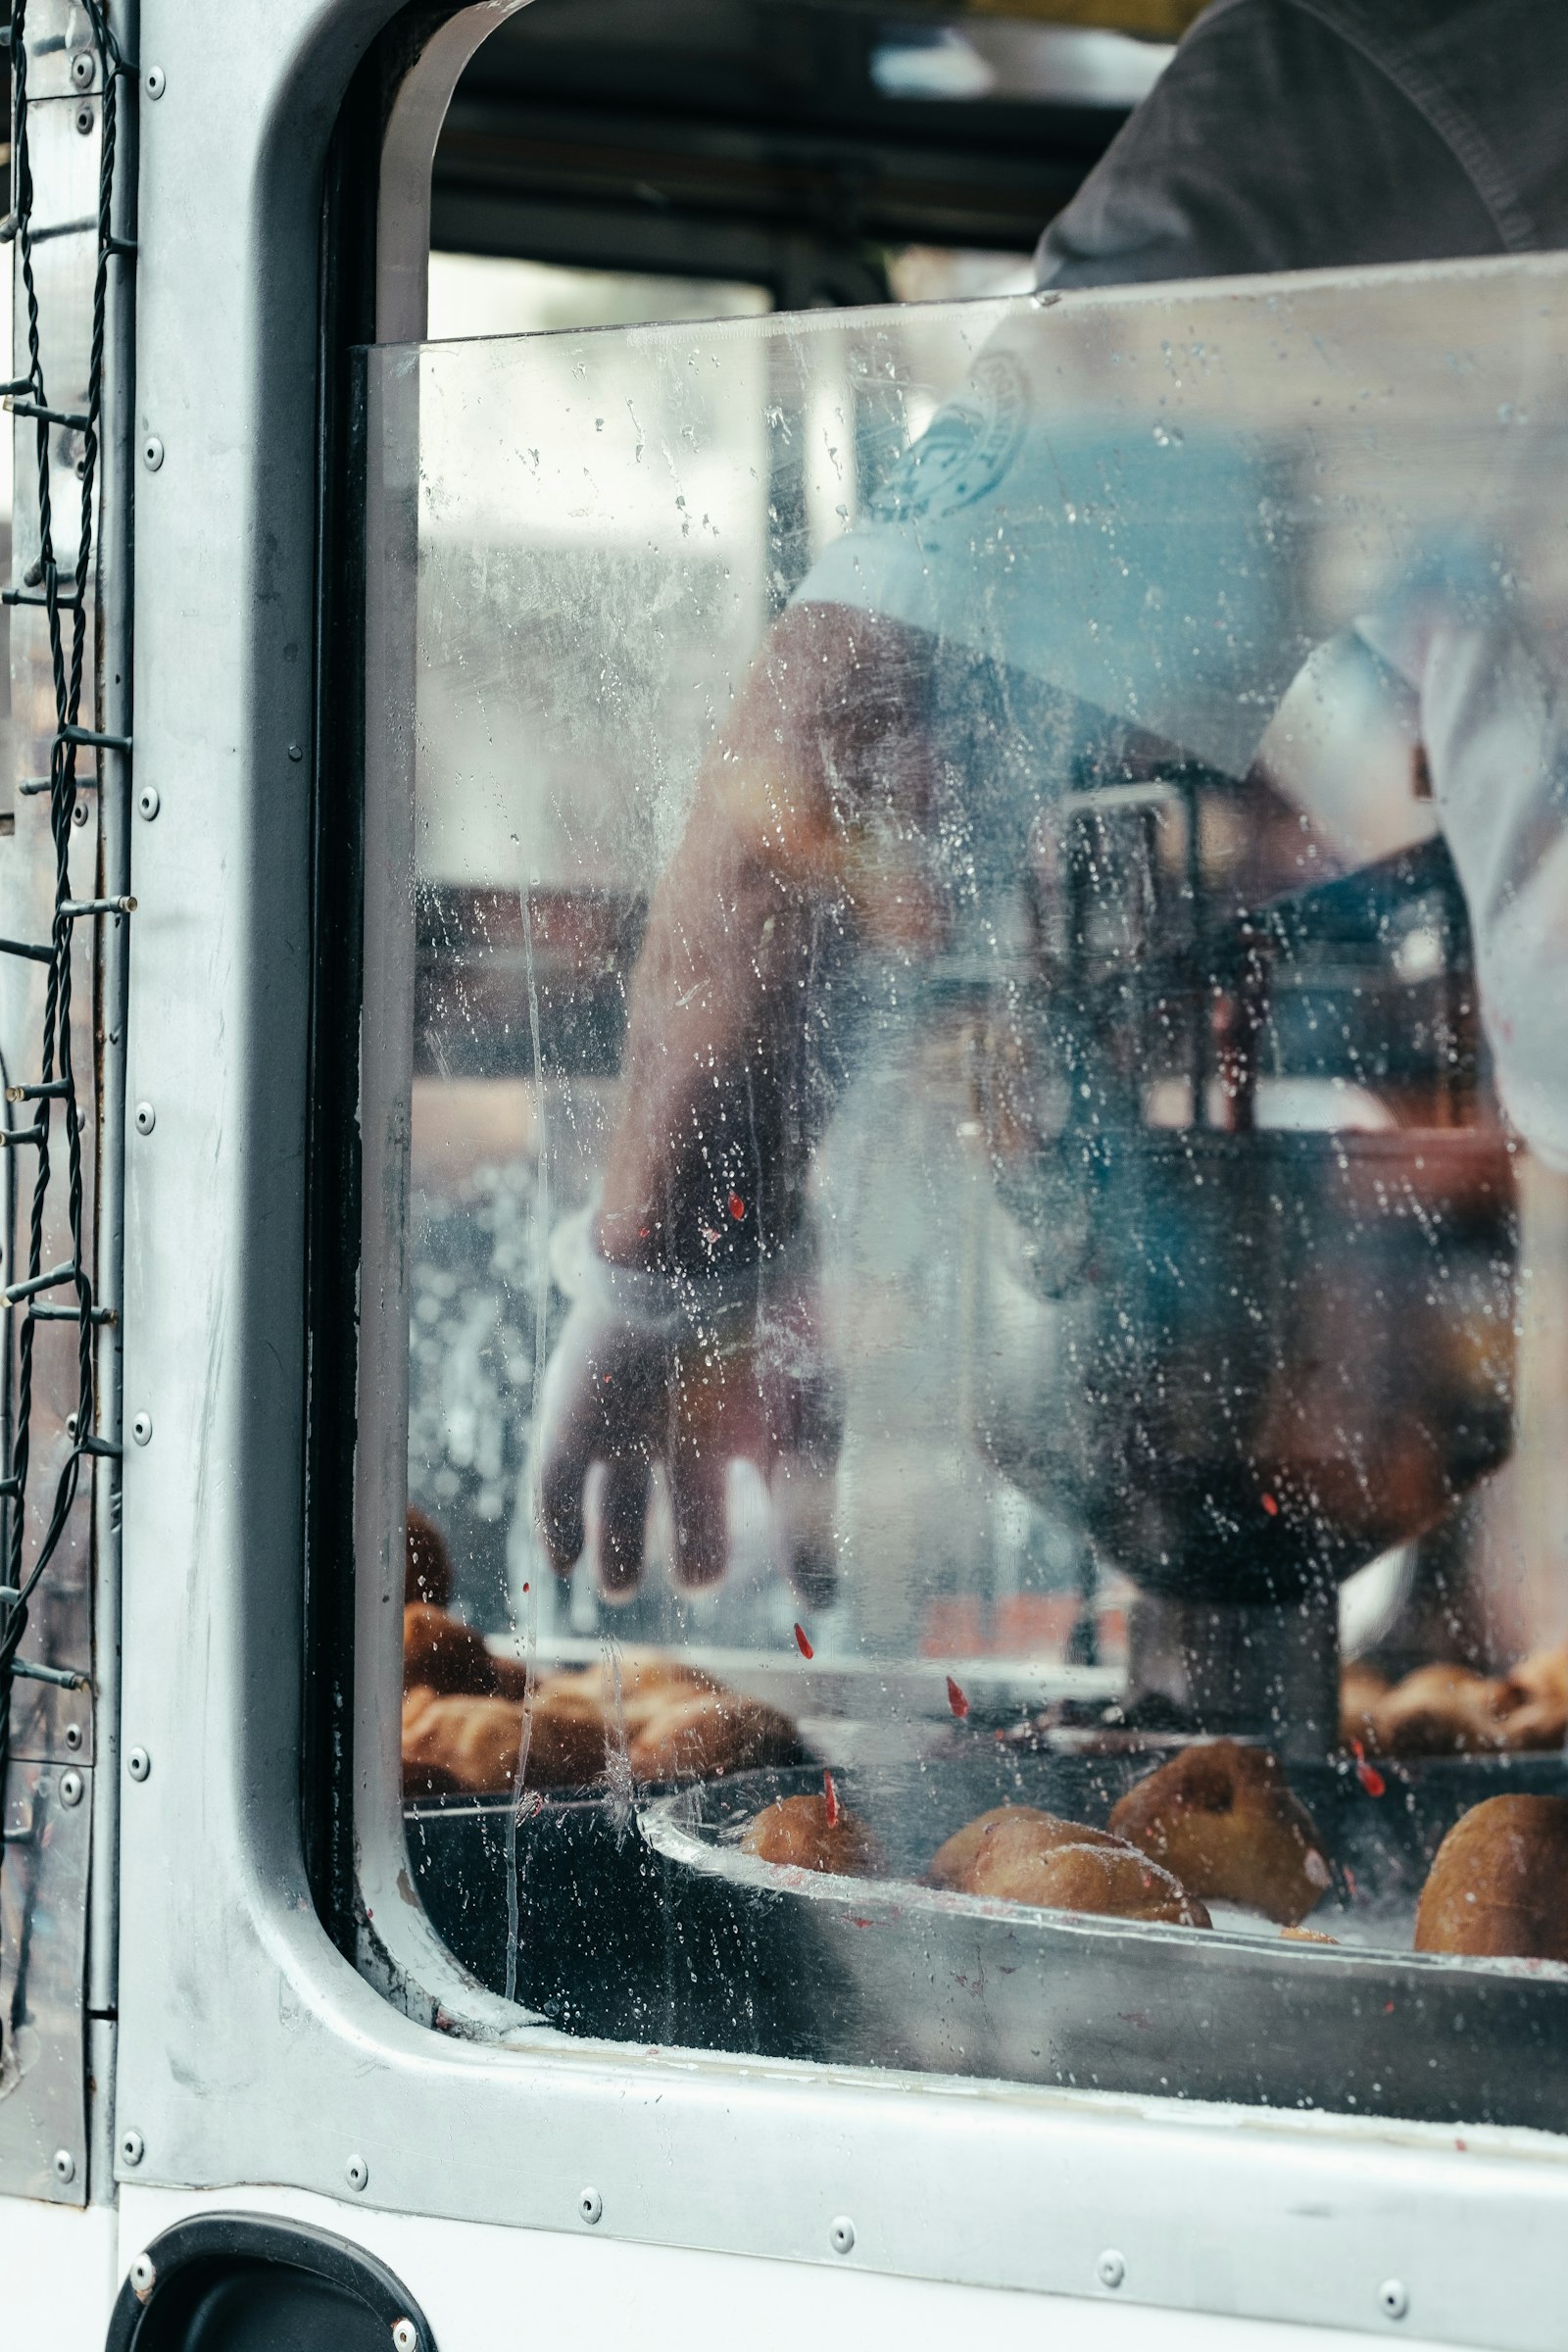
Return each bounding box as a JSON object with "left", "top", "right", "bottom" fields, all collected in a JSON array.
[{"left": 977, "top": 1126, "right": 1517, "bottom": 1604}]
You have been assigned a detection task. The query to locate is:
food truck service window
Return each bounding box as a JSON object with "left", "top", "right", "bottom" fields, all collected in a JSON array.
[{"left": 355, "top": 256, "right": 1568, "bottom": 2121}]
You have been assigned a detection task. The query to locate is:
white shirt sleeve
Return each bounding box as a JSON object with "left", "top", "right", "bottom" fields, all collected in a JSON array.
[{"left": 1360, "top": 603, "right": 1568, "bottom": 1168}]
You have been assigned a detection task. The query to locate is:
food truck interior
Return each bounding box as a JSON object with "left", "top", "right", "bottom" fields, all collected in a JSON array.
[{"left": 5, "top": 6, "right": 1568, "bottom": 2346}]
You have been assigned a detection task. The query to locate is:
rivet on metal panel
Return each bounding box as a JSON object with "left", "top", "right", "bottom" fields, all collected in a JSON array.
[
  {"left": 59, "top": 1768, "right": 83, "bottom": 1807},
  {"left": 72, "top": 800, "right": 89, "bottom": 828},
  {"left": 120, "top": 2130, "right": 145, "bottom": 2168},
  {"left": 137, "top": 784, "right": 160, "bottom": 820},
  {"left": 578, "top": 2186, "right": 603, "bottom": 2226},
  {"left": 129, "top": 2253, "right": 157, "bottom": 2301},
  {"left": 143, "top": 65, "right": 166, "bottom": 99},
  {"left": 52, "top": 2149, "right": 75, "bottom": 2183},
  {"left": 74, "top": 102, "right": 94, "bottom": 136},
  {"left": 287, "top": 743, "right": 304, "bottom": 762},
  {"left": 391, "top": 2324, "right": 418, "bottom": 2352},
  {"left": 346, "top": 2154, "right": 369, "bottom": 2192},
  {"left": 64, "top": 1722, "right": 81, "bottom": 1749},
  {"left": 1097, "top": 2251, "right": 1126, "bottom": 2290},
  {"left": 829, "top": 2216, "right": 856, "bottom": 2256},
  {"left": 1379, "top": 2281, "right": 1410, "bottom": 2322},
  {"left": 133, "top": 1102, "right": 155, "bottom": 1135},
  {"left": 70, "top": 51, "right": 95, "bottom": 90},
  {"left": 126, "top": 1747, "right": 150, "bottom": 1782},
  {"left": 131, "top": 1412, "right": 152, "bottom": 1445},
  {"left": 141, "top": 434, "right": 164, "bottom": 472}
]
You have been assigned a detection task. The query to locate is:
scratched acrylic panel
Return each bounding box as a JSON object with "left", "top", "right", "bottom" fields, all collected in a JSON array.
[{"left": 373, "top": 258, "right": 1568, "bottom": 2123}]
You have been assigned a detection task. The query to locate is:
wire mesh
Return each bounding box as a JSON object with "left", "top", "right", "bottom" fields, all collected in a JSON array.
[{"left": 0, "top": 0, "right": 128, "bottom": 2018}]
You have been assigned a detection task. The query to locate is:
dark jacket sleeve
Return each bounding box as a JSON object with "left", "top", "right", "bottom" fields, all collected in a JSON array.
[{"left": 1034, "top": 0, "right": 1501, "bottom": 290}]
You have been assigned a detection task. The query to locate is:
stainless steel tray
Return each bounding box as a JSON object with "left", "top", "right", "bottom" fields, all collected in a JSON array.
[{"left": 407, "top": 1745, "right": 1568, "bottom": 2130}]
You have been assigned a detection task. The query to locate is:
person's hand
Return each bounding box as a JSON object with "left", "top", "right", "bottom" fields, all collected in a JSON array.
[{"left": 535, "top": 1218, "right": 841, "bottom": 1602}]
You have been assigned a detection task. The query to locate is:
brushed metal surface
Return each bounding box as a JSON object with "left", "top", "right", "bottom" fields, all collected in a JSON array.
[{"left": 0, "top": 1760, "right": 90, "bottom": 2204}]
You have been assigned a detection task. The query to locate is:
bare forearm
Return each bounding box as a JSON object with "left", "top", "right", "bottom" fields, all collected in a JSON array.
[{"left": 598, "top": 602, "right": 937, "bottom": 1275}]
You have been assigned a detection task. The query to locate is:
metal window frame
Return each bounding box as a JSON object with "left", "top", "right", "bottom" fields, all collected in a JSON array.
[{"left": 115, "top": 4, "right": 1568, "bottom": 2343}]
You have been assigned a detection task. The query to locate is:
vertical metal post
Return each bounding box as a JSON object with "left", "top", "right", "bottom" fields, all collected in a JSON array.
[{"left": 86, "top": 0, "right": 138, "bottom": 2196}]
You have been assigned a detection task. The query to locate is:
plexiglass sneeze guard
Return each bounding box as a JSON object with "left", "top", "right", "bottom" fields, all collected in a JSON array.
[{"left": 362, "top": 257, "right": 1568, "bottom": 2126}]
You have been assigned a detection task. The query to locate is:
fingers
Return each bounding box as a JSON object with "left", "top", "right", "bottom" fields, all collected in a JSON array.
[
  {"left": 538, "top": 1434, "right": 587, "bottom": 1580},
  {"left": 668, "top": 1445, "right": 730, "bottom": 1590},
  {"left": 594, "top": 1452, "right": 651, "bottom": 1599},
  {"left": 769, "top": 1449, "right": 839, "bottom": 1608}
]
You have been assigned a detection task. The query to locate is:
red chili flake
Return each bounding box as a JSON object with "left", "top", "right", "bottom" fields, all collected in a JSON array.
[
  {"left": 823, "top": 1769, "right": 840, "bottom": 1828},
  {"left": 946, "top": 1675, "right": 969, "bottom": 1720},
  {"left": 1261, "top": 1492, "right": 1279, "bottom": 1517},
  {"left": 521, "top": 1583, "right": 530, "bottom": 1594},
  {"left": 728, "top": 1192, "right": 746, "bottom": 1221},
  {"left": 1350, "top": 1738, "right": 1386, "bottom": 1799},
  {"left": 1384, "top": 2002, "right": 1395, "bottom": 2014},
  {"left": 793, "top": 1622, "right": 814, "bottom": 1659},
  {"left": 1455, "top": 2137, "right": 1467, "bottom": 2152}
]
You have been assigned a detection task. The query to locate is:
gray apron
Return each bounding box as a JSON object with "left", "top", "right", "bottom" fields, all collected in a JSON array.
[{"left": 1036, "top": 0, "right": 1568, "bottom": 289}]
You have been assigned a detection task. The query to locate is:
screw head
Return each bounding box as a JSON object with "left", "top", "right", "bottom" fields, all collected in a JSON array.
[
  {"left": 287, "top": 743, "right": 304, "bottom": 763},
  {"left": 133, "top": 1102, "right": 156, "bottom": 1135},
  {"left": 137, "top": 784, "right": 160, "bottom": 821},
  {"left": 126, "top": 1747, "right": 150, "bottom": 1783},
  {"left": 578, "top": 2186, "right": 603, "bottom": 2226},
  {"left": 829, "top": 2215, "right": 856, "bottom": 2256},
  {"left": 59, "top": 1768, "right": 83, "bottom": 1807},
  {"left": 52, "top": 2148, "right": 75, "bottom": 2183},
  {"left": 131, "top": 1412, "right": 152, "bottom": 1446},
  {"left": 143, "top": 64, "right": 166, "bottom": 99},
  {"left": 346, "top": 2154, "right": 369, "bottom": 2192},
  {"left": 142, "top": 434, "right": 164, "bottom": 472},
  {"left": 70, "top": 51, "right": 96, "bottom": 89},
  {"left": 1098, "top": 2250, "right": 1126, "bottom": 2291},
  {"left": 1379, "top": 2280, "right": 1409, "bottom": 2322},
  {"left": 120, "top": 2128, "right": 145, "bottom": 2168},
  {"left": 74, "top": 101, "right": 94, "bottom": 136},
  {"left": 391, "top": 2324, "right": 418, "bottom": 2352},
  {"left": 64, "top": 1722, "right": 82, "bottom": 1750},
  {"left": 129, "top": 2252, "right": 157, "bottom": 2299}
]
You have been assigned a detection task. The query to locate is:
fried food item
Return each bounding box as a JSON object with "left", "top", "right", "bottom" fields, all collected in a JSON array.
[
  {"left": 403, "top": 1601, "right": 503, "bottom": 1696},
  {"left": 1350, "top": 1662, "right": 1509, "bottom": 1756},
  {"left": 625, "top": 1687, "right": 800, "bottom": 1784},
  {"left": 573, "top": 1650, "right": 717, "bottom": 1723},
  {"left": 402, "top": 1690, "right": 522, "bottom": 1797},
  {"left": 928, "top": 1805, "right": 1115, "bottom": 1891},
  {"left": 965, "top": 1810, "right": 1210, "bottom": 1927},
  {"left": 401, "top": 1652, "right": 800, "bottom": 1796},
  {"left": 742, "top": 1791, "right": 884, "bottom": 1877},
  {"left": 1109, "top": 1740, "right": 1331, "bottom": 1927},
  {"left": 1492, "top": 1642, "right": 1568, "bottom": 1749},
  {"left": 1414, "top": 1794, "right": 1568, "bottom": 1961},
  {"left": 1280, "top": 1925, "right": 1338, "bottom": 1945},
  {"left": 401, "top": 1681, "right": 616, "bottom": 1797},
  {"left": 406, "top": 1504, "right": 455, "bottom": 1608},
  {"left": 1344, "top": 1643, "right": 1568, "bottom": 1758},
  {"left": 927, "top": 1805, "right": 1209, "bottom": 1928}
]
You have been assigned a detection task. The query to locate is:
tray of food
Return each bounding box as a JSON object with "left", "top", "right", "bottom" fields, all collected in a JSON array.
[
  {"left": 407, "top": 1724, "right": 1568, "bottom": 2127},
  {"left": 399, "top": 1524, "right": 1568, "bottom": 2125}
]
